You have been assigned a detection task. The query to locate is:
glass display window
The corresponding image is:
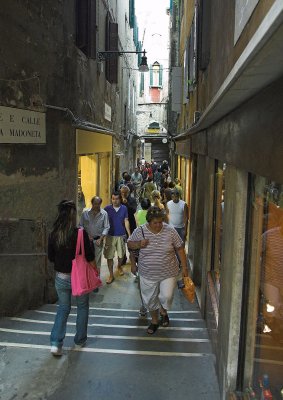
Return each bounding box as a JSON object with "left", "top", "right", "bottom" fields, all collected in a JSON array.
[{"left": 247, "top": 178, "right": 283, "bottom": 398}]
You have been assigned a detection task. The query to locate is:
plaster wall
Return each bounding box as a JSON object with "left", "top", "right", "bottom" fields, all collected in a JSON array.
[
  {"left": 217, "top": 166, "right": 248, "bottom": 397},
  {"left": 198, "top": 0, "right": 275, "bottom": 113},
  {"left": 0, "top": 0, "right": 137, "bottom": 314}
]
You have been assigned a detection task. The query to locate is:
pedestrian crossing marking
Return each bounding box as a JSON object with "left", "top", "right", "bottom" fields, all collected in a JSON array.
[
  {"left": 46, "top": 304, "right": 200, "bottom": 314},
  {"left": 0, "top": 342, "right": 213, "bottom": 358},
  {"left": 0, "top": 328, "right": 210, "bottom": 342},
  {"left": 35, "top": 310, "right": 202, "bottom": 322},
  {"left": 10, "top": 317, "right": 207, "bottom": 331}
]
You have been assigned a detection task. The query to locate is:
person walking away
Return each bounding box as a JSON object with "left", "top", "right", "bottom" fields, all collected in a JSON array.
[
  {"left": 48, "top": 200, "right": 95, "bottom": 356},
  {"left": 79, "top": 196, "right": 110, "bottom": 276},
  {"left": 166, "top": 189, "right": 189, "bottom": 242},
  {"left": 154, "top": 168, "right": 162, "bottom": 190},
  {"left": 174, "top": 178, "right": 183, "bottom": 199},
  {"left": 131, "top": 167, "right": 143, "bottom": 199},
  {"left": 142, "top": 177, "right": 156, "bottom": 202},
  {"left": 128, "top": 207, "right": 188, "bottom": 334},
  {"left": 104, "top": 191, "right": 131, "bottom": 284},
  {"left": 135, "top": 198, "right": 151, "bottom": 226},
  {"left": 151, "top": 190, "right": 165, "bottom": 210}
]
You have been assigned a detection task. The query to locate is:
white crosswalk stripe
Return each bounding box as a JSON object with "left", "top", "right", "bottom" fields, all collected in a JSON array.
[{"left": 0, "top": 305, "right": 213, "bottom": 358}]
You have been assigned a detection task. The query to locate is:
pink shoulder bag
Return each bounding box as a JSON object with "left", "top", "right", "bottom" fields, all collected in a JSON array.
[{"left": 71, "top": 229, "right": 102, "bottom": 296}]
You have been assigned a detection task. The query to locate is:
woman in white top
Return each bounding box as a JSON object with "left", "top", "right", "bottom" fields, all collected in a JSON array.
[{"left": 128, "top": 207, "right": 188, "bottom": 334}]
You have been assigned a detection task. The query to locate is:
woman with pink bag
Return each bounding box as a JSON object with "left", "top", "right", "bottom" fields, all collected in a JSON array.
[{"left": 48, "top": 200, "right": 95, "bottom": 356}]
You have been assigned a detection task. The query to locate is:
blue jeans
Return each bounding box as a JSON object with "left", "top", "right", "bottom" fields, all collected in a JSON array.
[
  {"left": 50, "top": 274, "right": 89, "bottom": 347},
  {"left": 174, "top": 227, "right": 185, "bottom": 242}
]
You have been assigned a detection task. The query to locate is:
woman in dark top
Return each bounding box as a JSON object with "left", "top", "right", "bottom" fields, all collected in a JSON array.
[{"left": 48, "top": 200, "right": 95, "bottom": 356}]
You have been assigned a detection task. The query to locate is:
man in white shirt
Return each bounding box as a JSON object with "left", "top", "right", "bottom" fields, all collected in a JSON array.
[
  {"left": 79, "top": 196, "right": 110, "bottom": 275},
  {"left": 166, "top": 189, "right": 188, "bottom": 242}
]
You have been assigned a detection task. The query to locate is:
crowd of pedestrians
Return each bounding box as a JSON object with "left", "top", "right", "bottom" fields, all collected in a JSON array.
[{"left": 47, "top": 159, "right": 189, "bottom": 355}]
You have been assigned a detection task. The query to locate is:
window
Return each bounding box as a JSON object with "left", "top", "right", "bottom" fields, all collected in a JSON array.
[
  {"left": 149, "top": 62, "right": 163, "bottom": 88},
  {"left": 76, "top": 0, "right": 97, "bottom": 58}
]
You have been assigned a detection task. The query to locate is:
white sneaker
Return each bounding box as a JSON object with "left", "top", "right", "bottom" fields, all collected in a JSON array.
[
  {"left": 50, "top": 345, "right": 62, "bottom": 356},
  {"left": 74, "top": 341, "right": 87, "bottom": 349}
]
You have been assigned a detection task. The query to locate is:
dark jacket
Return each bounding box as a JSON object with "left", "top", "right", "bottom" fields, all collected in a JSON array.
[
  {"left": 122, "top": 195, "right": 137, "bottom": 233},
  {"left": 48, "top": 228, "right": 94, "bottom": 273}
]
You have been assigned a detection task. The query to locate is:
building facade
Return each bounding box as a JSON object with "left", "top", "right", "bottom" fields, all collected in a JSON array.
[
  {"left": 0, "top": 0, "right": 139, "bottom": 315},
  {"left": 168, "top": 0, "right": 283, "bottom": 398},
  {"left": 136, "top": 0, "right": 170, "bottom": 165}
]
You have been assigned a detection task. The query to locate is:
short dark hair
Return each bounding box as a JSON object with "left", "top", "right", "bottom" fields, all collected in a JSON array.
[
  {"left": 112, "top": 191, "right": 122, "bottom": 200},
  {"left": 140, "top": 198, "right": 151, "bottom": 210},
  {"left": 146, "top": 206, "right": 166, "bottom": 222},
  {"left": 124, "top": 174, "right": 131, "bottom": 182},
  {"left": 91, "top": 196, "right": 102, "bottom": 204}
]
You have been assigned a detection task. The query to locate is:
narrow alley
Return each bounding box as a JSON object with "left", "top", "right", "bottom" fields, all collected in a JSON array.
[
  {"left": 0, "top": 262, "right": 220, "bottom": 400},
  {"left": 1, "top": 0, "right": 283, "bottom": 399}
]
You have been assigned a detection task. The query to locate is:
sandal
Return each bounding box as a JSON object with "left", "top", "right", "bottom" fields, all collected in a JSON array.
[
  {"left": 147, "top": 323, "right": 159, "bottom": 335},
  {"left": 160, "top": 313, "right": 170, "bottom": 327},
  {"left": 106, "top": 277, "right": 115, "bottom": 284}
]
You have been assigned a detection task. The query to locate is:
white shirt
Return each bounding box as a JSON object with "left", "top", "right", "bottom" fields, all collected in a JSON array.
[{"left": 167, "top": 200, "right": 186, "bottom": 228}]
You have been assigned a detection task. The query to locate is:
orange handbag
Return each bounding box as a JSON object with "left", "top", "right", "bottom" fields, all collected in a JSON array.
[{"left": 182, "top": 276, "right": 195, "bottom": 303}]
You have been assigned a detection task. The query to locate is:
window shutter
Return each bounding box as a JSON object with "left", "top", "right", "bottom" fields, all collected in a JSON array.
[
  {"left": 106, "top": 21, "right": 118, "bottom": 84},
  {"left": 129, "top": 0, "right": 135, "bottom": 28},
  {"left": 88, "top": 0, "right": 96, "bottom": 59},
  {"left": 149, "top": 65, "right": 153, "bottom": 87},
  {"left": 198, "top": 0, "right": 211, "bottom": 71},
  {"left": 76, "top": 0, "right": 88, "bottom": 51},
  {"left": 76, "top": 0, "right": 96, "bottom": 58},
  {"left": 140, "top": 73, "right": 144, "bottom": 96},
  {"left": 159, "top": 64, "right": 163, "bottom": 87}
]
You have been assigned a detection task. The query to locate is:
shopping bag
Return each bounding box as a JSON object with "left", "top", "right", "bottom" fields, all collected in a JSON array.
[
  {"left": 71, "top": 229, "right": 102, "bottom": 296},
  {"left": 182, "top": 276, "right": 195, "bottom": 303}
]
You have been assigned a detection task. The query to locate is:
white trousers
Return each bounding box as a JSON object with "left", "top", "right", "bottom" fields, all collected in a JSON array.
[{"left": 139, "top": 275, "right": 177, "bottom": 311}]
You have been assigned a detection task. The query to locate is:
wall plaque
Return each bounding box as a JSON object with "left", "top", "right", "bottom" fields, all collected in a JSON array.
[{"left": 0, "top": 106, "right": 46, "bottom": 144}]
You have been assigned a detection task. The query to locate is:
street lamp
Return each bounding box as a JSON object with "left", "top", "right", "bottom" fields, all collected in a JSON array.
[{"left": 97, "top": 49, "right": 149, "bottom": 72}]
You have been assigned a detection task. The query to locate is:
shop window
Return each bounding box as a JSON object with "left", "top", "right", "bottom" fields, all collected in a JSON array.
[
  {"left": 211, "top": 161, "right": 225, "bottom": 296},
  {"left": 76, "top": 0, "right": 97, "bottom": 58},
  {"left": 248, "top": 178, "right": 283, "bottom": 397}
]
